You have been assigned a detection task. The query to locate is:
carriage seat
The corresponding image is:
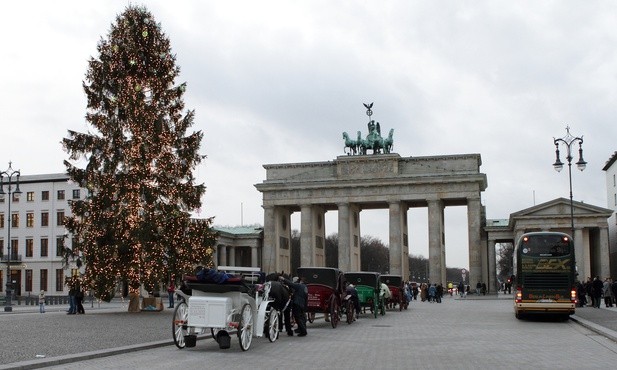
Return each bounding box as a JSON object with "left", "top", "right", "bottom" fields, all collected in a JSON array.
[{"left": 183, "top": 275, "right": 250, "bottom": 294}]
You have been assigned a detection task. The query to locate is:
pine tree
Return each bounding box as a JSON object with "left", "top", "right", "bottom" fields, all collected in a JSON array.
[{"left": 62, "top": 5, "right": 215, "bottom": 302}]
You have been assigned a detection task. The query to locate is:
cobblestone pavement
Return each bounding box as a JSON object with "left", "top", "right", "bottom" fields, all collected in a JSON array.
[{"left": 4, "top": 294, "right": 617, "bottom": 370}]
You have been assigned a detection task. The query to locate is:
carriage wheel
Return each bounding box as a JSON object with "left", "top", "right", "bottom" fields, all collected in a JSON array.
[
  {"left": 307, "top": 312, "right": 315, "bottom": 323},
  {"left": 237, "top": 304, "right": 253, "bottom": 351},
  {"left": 329, "top": 296, "right": 340, "bottom": 328},
  {"left": 211, "top": 328, "right": 220, "bottom": 343},
  {"left": 345, "top": 300, "right": 355, "bottom": 324},
  {"left": 266, "top": 307, "right": 279, "bottom": 342},
  {"left": 172, "top": 301, "right": 189, "bottom": 349}
]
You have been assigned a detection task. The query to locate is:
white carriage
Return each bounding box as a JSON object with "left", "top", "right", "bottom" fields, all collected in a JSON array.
[{"left": 172, "top": 266, "right": 279, "bottom": 351}]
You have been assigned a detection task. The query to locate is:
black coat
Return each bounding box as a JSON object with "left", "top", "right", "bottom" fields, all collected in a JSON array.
[{"left": 282, "top": 279, "right": 307, "bottom": 309}]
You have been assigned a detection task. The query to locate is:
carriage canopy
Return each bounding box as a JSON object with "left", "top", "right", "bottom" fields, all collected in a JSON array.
[
  {"left": 380, "top": 275, "right": 403, "bottom": 287},
  {"left": 297, "top": 267, "right": 345, "bottom": 291},
  {"left": 344, "top": 272, "right": 380, "bottom": 289}
]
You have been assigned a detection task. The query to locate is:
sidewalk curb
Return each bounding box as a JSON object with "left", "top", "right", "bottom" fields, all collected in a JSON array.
[
  {"left": 0, "top": 339, "right": 176, "bottom": 370},
  {"left": 570, "top": 314, "right": 617, "bottom": 343}
]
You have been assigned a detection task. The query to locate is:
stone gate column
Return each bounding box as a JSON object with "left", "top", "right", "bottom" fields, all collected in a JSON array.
[
  {"left": 389, "top": 201, "right": 406, "bottom": 276},
  {"left": 600, "top": 226, "right": 610, "bottom": 277},
  {"left": 488, "top": 238, "right": 497, "bottom": 294},
  {"left": 275, "top": 207, "right": 292, "bottom": 274},
  {"left": 300, "top": 204, "right": 314, "bottom": 267},
  {"left": 262, "top": 206, "right": 276, "bottom": 273},
  {"left": 313, "top": 207, "right": 327, "bottom": 267},
  {"left": 218, "top": 245, "right": 227, "bottom": 266},
  {"left": 428, "top": 199, "right": 444, "bottom": 284},
  {"left": 467, "top": 197, "right": 482, "bottom": 288},
  {"left": 575, "top": 228, "right": 587, "bottom": 279},
  {"left": 338, "top": 203, "right": 351, "bottom": 272},
  {"left": 389, "top": 201, "right": 402, "bottom": 275},
  {"left": 251, "top": 246, "right": 259, "bottom": 268},
  {"left": 228, "top": 247, "right": 236, "bottom": 267}
]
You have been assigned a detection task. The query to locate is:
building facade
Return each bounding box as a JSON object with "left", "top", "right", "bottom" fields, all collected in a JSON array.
[
  {"left": 486, "top": 198, "right": 612, "bottom": 286},
  {"left": 1, "top": 173, "right": 83, "bottom": 299},
  {"left": 602, "top": 151, "right": 617, "bottom": 278}
]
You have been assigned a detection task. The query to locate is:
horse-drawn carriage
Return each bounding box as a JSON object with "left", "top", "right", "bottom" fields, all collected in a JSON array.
[
  {"left": 297, "top": 267, "right": 354, "bottom": 327},
  {"left": 172, "top": 266, "right": 279, "bottom": 351},
  {"left": 380, "top": 274, "right": 408, "bottom": 311},
  {"left": 344, "top": 271, "right": 385, "bottom": 318}
]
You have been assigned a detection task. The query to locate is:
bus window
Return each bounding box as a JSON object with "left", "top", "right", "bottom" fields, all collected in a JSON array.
[{"left": 520, "top": 234, "right": 571, "bottom": 257}]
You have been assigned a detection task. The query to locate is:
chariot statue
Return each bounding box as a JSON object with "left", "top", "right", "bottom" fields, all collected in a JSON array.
[{"left": 342, "top": 103, "right": 394, "bottom": 155}]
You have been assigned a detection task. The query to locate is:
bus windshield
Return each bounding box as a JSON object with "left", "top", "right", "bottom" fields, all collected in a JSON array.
[{"left": 519, "top": 234, "right": 571, "bottom": 257}]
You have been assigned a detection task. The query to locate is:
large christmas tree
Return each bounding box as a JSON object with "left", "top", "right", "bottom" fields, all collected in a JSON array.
[{"left": 62, "top": 5, "right": 215, "bottom": 302}]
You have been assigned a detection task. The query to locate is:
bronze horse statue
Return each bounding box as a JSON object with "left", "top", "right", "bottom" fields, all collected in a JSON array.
[
  {"left": 358, "top": 127, "right": 394, "bottom": 155},
  {"left": 342, "top": 131, "right": 362, "bottom": 155}
]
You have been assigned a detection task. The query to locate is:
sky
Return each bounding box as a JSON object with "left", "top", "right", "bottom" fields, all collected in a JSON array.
[{"left": 1, "top": 1, "right": 616, "bottom": 270}]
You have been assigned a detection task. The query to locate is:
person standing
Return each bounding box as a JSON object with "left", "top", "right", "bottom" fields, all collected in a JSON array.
[
  {"left": 457, "top": 281, "right": 464, "bottom": 298},
  {"left": 346, "top": 283, "right": 361, "bottom": 317},
  {"left": 603, "top": 278, "right": 613, "bottom": 308},
  {"left": 76, "top": 288, "right": 85, "bottom": 314},
  {"left": 39, "top": 290, "right": 46, "bottom": 313},
  {"left": 167, "top": 281, "right": 176, "bottom": 308},
  {"left": 67, "top": 286, "right": 77, "bottom": 314},
  {"left": 280, "top": 276, "right": 308, "bottom": 337},
  {"left": 592, "top": 276, "right": 604, "bottom": 308}
]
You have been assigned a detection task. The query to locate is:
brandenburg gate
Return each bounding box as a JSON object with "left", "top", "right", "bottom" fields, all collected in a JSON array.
[{"left": 255, "top": 152, "right": 488, "bottom": 286}]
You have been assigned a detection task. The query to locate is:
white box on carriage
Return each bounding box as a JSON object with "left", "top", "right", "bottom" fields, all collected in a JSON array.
[{"left": 187, "top": 296, "right": 232, "bottom": 328}]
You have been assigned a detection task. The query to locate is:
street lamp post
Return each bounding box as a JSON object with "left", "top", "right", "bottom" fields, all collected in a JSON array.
[
  {"left": 552, "top": 127, "right": 586, "bottom": 241},
  {"left": 0, "top": 162, "right": 21, "bottom": 312}
]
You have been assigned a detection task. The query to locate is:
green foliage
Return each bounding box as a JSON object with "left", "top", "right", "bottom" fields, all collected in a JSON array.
[{"left": 62, "top": 5, "right": 215, "bottom": 301}]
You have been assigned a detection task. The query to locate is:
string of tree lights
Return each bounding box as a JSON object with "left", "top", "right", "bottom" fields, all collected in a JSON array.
[{"left": 62, "top": 5, "right": 216, "bottom": 302}]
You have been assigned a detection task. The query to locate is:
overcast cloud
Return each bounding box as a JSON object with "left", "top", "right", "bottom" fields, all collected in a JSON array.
[{"left": 1, "top": 1, "right": 616, "bottom": 270}]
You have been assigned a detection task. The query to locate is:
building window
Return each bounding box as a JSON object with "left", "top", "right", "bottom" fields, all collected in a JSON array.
[
  {"left": 26, "top": 192, "right": 34, "bottom": 202},
  {"left": 56, "top": 211, "right": 65, "bottom": 226},
  {"left": 11, "top": 213, "right": 19, "bottom": 228},
  {"left": 40, "top": 238, "right": 48, "bottom": 257},
  {"left": 25, "top": 269, "right": 33, "bottom": 292},
  {"left": 26, "top": 212, "right": 34, "bottom": 227},
  {"left": 11, "top": 239, "right": 18, "bottom": 259},
  {"left": 26, "top": 238, "right": 33, "bottom": 257},
  {"left": 0, "top": 271, "right": 3, "bottom": 292},
  {"left": 57, "top": 190, "right": 65, "bottom": 200},
  {"left": 12, "top": 193, "right": 19, "bottom": 203},
  {"left": 0, "top": 240, "right": 3, "bottom": 258},
  {"left": 42, "top": 191, "right": 49, "bottom": 201},
  {"left": 56, "top": 237, "right": 64, "bottom": 257},
  {"left": 41, "top": 212, "right": 49, "bottom": 227},
  {"left": 72, "top": 189, "right": 80, "bottom": 199},
  {"left": 55, "top": 269, "right": 64, "bottom": 292},
  {"left": 0, "top": 213, "right": 4, "bottom": 228},
  {"left": 40, "top": 269, "right": 48, "bottom": 291}
]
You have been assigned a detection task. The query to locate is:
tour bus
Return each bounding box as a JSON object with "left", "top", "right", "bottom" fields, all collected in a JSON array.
[{"left": 513, "top": 231, "right": 577, "bottom": 320}]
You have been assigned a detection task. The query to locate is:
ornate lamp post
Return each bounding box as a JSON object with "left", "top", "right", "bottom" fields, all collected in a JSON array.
[
  {"left": 552, "top": 127, "right": 586, "bottom": 240},
  {"left": 0, "top": 162, "right": 21, "bottom": 312}
]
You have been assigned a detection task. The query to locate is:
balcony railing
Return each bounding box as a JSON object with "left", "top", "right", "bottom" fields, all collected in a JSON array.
[{"left": 0, "top": 254, "right": 22, "bottom": 262}]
